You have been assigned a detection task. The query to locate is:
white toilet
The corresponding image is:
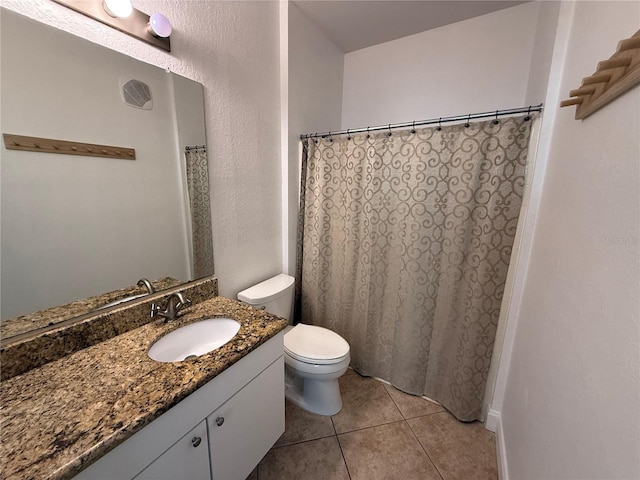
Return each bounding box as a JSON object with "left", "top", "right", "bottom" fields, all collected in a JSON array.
[{"left": 238, "top": 274, "right": 350, "bottom": 416}]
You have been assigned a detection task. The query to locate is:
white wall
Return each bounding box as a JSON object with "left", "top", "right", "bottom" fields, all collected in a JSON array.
[
  {"left": 523, "top": 1, "right": 561, "bottom": 106},
  {"left": 171, "top": 73, "right": 209, "bottom": 281},
  {"left": 499, "top": 2, "right": 640, "bottom": 478},
  {"left": 341, "top": 2, "right": 540, "bottom": 128},
  {"left": 285, "top": 2, "right": 344, "bottom": 275},
  {"left": 1, "top": 10, "right": 189, "bottom": 318},
  {"left": 0, "top": 0, "right": 282, "bottom": 299}
]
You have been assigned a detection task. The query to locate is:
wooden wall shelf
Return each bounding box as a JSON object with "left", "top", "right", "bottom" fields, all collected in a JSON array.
[
  {"left": 2, "top": 133, "right": 136, "bottom": 160},
  {"left": 561, "top": 29, "right": 640, "bottom": 120}
]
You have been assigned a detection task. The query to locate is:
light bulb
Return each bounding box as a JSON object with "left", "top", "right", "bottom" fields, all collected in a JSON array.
[
  {"left": 148, "top": 13, "right": 172, "bottom": 38},
  {"left": 103, "top": 0, "right": 133, "bottom": 18}
]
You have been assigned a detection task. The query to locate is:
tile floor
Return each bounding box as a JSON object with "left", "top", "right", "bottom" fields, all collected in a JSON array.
[{"left": 248, "top": 369, "right": 498, "bottom": 480}]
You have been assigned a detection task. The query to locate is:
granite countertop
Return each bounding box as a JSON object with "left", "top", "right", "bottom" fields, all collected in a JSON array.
[
  {"left": 0, "top": 277, "right": 183, "bottom": 340},
  {"left": 0, "top": 296, "right": 288, "bottom": 480}
]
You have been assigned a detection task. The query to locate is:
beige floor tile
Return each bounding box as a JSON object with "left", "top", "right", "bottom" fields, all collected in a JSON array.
[
  {"left": 258, "top": 436, "right": 350, "bottom": 480},
  {"left": 407, "top": 412, "right": 498, "bottom": 480},
  {"left": 273, "top": 399, "right": 335, "bottom": 447},
  {"left": 338, "top": 421, "right": 442, "bottom": 480},
  {"left": 382, "top": 383, "right": 445, "bottom": 419},
  {"left": 344, "top": 366, "right": 357, "bottom": 376},
  {"left": 331, "top": 374, "right": 403, "bottom": 434}
]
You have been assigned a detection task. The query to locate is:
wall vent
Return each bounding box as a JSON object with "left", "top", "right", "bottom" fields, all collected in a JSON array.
[{"left": 121, "top": 79, "right": 153, "bottom": 110}]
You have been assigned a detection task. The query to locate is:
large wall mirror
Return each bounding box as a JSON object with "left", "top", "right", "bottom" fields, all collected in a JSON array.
[{"left": 0, "top": 9, "right": 214, "bottom": 337}]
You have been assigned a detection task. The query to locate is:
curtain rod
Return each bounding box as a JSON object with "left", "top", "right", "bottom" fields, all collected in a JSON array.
[{"left": 300, "top": 104, "right": 543, "bottom": 140}]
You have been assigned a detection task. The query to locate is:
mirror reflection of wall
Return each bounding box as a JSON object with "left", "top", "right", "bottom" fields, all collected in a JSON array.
[{"left": 0, "top": 9, "right": 212, "bottom": 321}]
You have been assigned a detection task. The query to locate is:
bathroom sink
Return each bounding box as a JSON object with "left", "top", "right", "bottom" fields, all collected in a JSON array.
[{"left": 148, "top": 318, "right": 241, "bottom": 362}]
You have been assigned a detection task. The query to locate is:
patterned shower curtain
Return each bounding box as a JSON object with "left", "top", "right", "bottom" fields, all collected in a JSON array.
[
  {"left": 185, "top": 148, "right": 214, "bottom": 278},
  {"left": 296, "top": 116, "right": 534, "bottom": 421}
]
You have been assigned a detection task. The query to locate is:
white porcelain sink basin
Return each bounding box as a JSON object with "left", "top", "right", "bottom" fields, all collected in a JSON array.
[{"left": 148, "top": 318, "right": 241, "bottom": 362}]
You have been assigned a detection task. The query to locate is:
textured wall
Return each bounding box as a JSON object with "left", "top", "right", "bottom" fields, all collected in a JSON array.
[
  {"left": 341, "top": 2, "right": 539, "bottom": 128},
  {"left": 1, "top": 0, "right": 282, "bottom": 298},
  {"left": 501, "top": 1, "right": 640, "bottom": 478},
  {"left": 285, "top": 2, "right": 344, "bottom": 275}
]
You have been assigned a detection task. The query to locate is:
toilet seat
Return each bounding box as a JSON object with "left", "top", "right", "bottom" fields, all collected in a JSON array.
[{"left": 284, "top": 324, "right": 350, "bottom": 365}]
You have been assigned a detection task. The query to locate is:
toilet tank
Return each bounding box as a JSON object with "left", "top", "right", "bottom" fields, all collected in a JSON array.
[{"left": 237, "top": 274, "right": 295, "bottom": 321}]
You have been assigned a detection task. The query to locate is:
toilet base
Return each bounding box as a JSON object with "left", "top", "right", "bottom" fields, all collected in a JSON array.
[{"left": 285, "top": 369, "right": 343, "bottom": 416}]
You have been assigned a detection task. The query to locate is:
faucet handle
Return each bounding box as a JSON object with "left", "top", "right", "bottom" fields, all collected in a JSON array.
[{"left": 174, "top": 293, "right": 192, "bottom": 310}]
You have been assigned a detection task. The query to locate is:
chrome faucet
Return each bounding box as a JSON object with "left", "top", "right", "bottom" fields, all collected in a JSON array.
[
  {"left": 137, "top": 278, "right": 156, "bottom": 295},
  {"left": 152, "top": 292, "right": 191, "bottom": 322}
]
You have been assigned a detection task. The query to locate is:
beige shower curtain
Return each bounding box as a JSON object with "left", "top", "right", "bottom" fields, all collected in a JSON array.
[
  {"left": 185, "top": 148, "right": 214, "bottom": 278},
  {"left": 297, "top": 117, "right": 533, "bottom": 421}
]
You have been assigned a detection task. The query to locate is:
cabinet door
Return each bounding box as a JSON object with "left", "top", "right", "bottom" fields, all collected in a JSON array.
[
  {"left": 208, "top": 357, "right": 284, "bottom": 480},
  {"left": 134, "top": 420, "right": 210, "bottom": 480}
]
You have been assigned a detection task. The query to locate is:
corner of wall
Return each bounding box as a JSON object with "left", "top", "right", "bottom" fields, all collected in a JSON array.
[{"left": 484, "top": 0, "right": 576, "bottom": 432}]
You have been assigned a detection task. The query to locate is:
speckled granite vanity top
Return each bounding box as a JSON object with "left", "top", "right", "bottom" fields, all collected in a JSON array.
[
  {"left": 0, "top": 296, "right": 288, "bottom": 480},
  {"left": 0, "top": 277, "right": 183, "bottom": 339}
]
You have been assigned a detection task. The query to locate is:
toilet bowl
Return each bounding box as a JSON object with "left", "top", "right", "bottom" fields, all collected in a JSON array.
[{"left": 238, "top": 274, "right": 350, "bottom": 416}]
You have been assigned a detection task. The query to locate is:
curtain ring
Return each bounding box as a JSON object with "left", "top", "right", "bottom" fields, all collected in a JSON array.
[
  {"left": 493, "top": 109, "right": 499, "bottom": 125},
  {"left": 347, "top": 129, "right": 351, "bottom": 141},
  {"left": 411, "top": 121, "right": 416, "bottom": 134},
  {"left": 464, "top": 114, "right": 471, "bottom": 128},
  {"left": 436, "top": 117, "right": 442, "bottom": 131},
  {"left": 366, "top": 127, "right": 370, "bottom": 138},
  {"left": 314, "top": 133, "right": 318, "bottom": 144},
  {"left": 387, "top": 124, "right": 392, "bottom": 137},
  {"left": 328, "top": 131, "right": 333, "bottom": 142},
  {"left": 524, "top": 105, "right": 532, "bottom": 121}
]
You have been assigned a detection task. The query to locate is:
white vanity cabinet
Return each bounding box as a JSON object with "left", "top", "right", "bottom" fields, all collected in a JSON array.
[
  {"left": 75, "top": 332, "right": 284, "bottom": 480},
  {"left": 134, "top": 421, "right": 210, "bottom": 480},
  {"left": 208, "top": 357, "right": 283, "bottom": 479}
]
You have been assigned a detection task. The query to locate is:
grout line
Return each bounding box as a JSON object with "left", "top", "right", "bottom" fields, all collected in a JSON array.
[
  {"left": 406, "top": 419, "right": 446, "bottom": 480},
  {"left": 331, "top": 416, "right": 352, "bottom": 480},
  {"left": 381, "top": 380, "right": 407, "bottom": 420},
  {"left": 334, "top": 417, "right": 407, "bottom": 436},
  {"left": 270, "top": 432, "right": 336, "bottom": 449}
]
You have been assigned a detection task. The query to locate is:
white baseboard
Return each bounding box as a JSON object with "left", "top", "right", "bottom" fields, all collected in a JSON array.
[
  {"left": 485, "top": 409, "right": 499, "bottom": 432},
  {"left": 487, "top": 409, "right": 508, "bottom": 480}
]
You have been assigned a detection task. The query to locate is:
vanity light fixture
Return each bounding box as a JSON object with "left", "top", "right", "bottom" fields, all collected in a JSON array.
[
  {"left": 148, "top": 13, "right": 172, "bottom": 38},
  {"left": 52, "top": 0, "right": 171, "bottom": 52},
  {"left": 102, "top": 0, "right": 133, "bottom": 18}
]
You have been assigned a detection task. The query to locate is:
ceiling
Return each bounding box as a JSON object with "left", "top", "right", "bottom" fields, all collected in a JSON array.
[{"left": 293, "top": 1, "right": 529, "bottom": 53}]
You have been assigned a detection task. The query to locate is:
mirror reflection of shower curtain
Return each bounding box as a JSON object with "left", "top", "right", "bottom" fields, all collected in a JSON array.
[
  {"left": 296, "top": 117, "right": 534, "bottom": 421},
  {"left": 185, "top": 147, "right": 214, "bottom": 278}
]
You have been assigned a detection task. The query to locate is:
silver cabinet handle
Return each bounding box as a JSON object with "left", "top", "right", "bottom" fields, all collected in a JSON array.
[
  {"left": 191, "top": 436, "right": 201, "bottom": 448},
  {"left": 215, "top": 416, "right": 224, "bottom": 427}
]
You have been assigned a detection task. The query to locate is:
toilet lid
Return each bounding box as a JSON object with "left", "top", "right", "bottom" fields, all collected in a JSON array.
[{"left": 284, "top": 324, "right": 350, "bottom": 364}]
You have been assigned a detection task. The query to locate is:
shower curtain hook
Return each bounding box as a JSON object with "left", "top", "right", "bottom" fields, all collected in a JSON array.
[
  {"left": 464, "top": 114, "right": 471, "bottom": 128},
  {"left": 493, "top": 109, "right": 499, "bottom": 125},
  {"left": 437, "top": 117, "right": 442, "bottom": 131},
  {"left": 314, "top": 133, "right": 318, "bottom": 144},
  {"left": 366, "top": 127, "right": 370, "bottom": 139},
  {"left": 328, "top": 131, "right": 333, "bottom": 142},
  {"left": 411, "top": 121, "right": 416, "bottom": 134},
  {"left": 524, "top": 106, "right": 532, "bottom": 121},
  {"left": 347, "top": 129, "right": 351, "bottom": 141},
  {"left": 387, "top": 124, "right": 392, "bottom": 137}
]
